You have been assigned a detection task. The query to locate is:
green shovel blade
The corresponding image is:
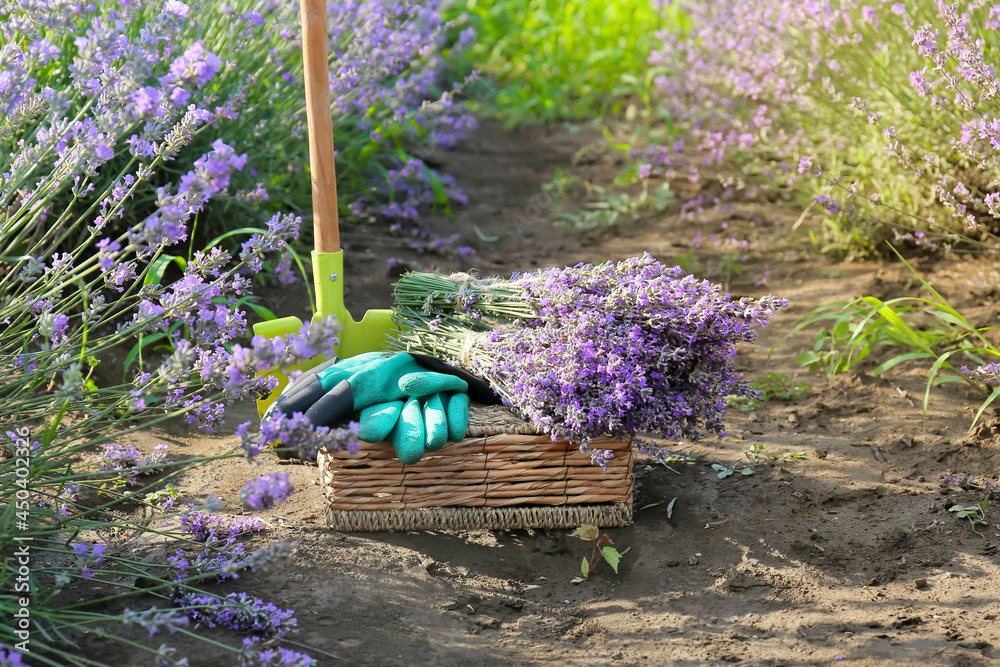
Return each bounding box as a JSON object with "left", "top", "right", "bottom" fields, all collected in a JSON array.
[{"left": 253, "top": 250, "right": 399, "bottom": 420}]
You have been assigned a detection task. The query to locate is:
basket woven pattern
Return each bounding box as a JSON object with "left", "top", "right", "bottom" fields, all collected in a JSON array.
[{"left": 318, "top": 404, "right": 634, "bottom": 531}]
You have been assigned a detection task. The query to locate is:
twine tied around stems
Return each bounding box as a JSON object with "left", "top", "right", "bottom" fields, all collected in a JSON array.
[
  {"left": 450, "top": 271, "right": 507, "bottom": 288},
  {"left": 459, "top": 331, "right": 490, "bottom": 367},
  {"left": 450, "top": 272, "right": 489, "bottom": 314}
]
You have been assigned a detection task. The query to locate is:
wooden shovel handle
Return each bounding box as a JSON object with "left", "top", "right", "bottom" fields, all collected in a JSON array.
[{"left": 300, "top": 0, "right": 340, "bottom": 253}]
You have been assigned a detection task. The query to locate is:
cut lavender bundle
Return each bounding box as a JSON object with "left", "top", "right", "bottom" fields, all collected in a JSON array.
[{"left": 391, "top": 254, "right": 787, "bottom": 458}]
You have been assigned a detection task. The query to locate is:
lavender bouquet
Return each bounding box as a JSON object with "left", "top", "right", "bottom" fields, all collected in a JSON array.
[{"left": 391, "top": 254, "right": 787, "bottom": 460}]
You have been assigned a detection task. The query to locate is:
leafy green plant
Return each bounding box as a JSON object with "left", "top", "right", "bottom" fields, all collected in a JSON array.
[
  {"left": 785, "top": 249, "right": 1000, "bottom": 427},
  {"left": 571, "top": 524, "right": 630, "bottom": 581},
  {"left": 949, "top": 496, "right": 989, "bottom": 536},
  {"left": 449, "top": 0, "right": 680, "bottom": 126},
  {"left": 555, "top": 181, "right": 673, "bottom": 229},
  {"left": 727, "top": 371, "right": 810, "bottom": 411},
  {"left": 713, "top": 443, "right": 805, "bottom": 479},
  {"left": 536, "top": 168, "right": 583, "bottom": 221},
  {"left": 712, "top": 461, "right": 756, "bottom": 479},
  {"left": 742, "top": 442, "right": 806, "bottom": 465}
]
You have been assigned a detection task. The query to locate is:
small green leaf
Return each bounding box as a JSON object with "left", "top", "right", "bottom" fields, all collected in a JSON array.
[
  {"left": 571, "top": 524, "right": 599, "bottom": 541},
  {"left": 795, "top": 351, "right": 821, "bottom": 366},
  {"left": 638, "top": 501, "right": 664, "bottom": 511},
  {"left": 145, "top": 254, "right": 185, "bottom": 286},
  {"left": 870, "top": 351, "right": 932, "bottom": 376},
  {"left": 242, "top": 300, "right": 277, "bottom": 321},
  {"left": 601, "top": 546, "right": 623, "bottom": 573},
  {"left": 472, "top": 225, "right": 500, "bottom": 242},
  {"left": 970, "top": 386, "right": 1000, "bottom": 431},
  {"left": 741, "top": 466, "right": 756, "bottom": 476},
  {"left": 666, "top": 497, "right": 677, "bottom": 519},
  {"left": 422, "top": 164, "right": 449, "bottom": 208},
  {"left": 122, "top": 332, "right": 168, "bottom": 379},
  {"left": 712, "top": 464, "right": 734, "bottom": 479},
  {"left": 581, "top": 557, "right": 590, "bottom": 578}
]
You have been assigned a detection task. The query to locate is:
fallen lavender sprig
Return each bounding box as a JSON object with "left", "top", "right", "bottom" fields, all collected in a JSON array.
[
  {"left": 123, "top": 607, "right": 191, "bottom": 638},
  {"left": 175, "top": 591, "right": 299, "bottom": 640},
  {"left": 391, "top": 254, "right": 786, "bottom": 458},
  {"left": 941, "top": 472, "right": 1000, "bottom": 492},
  {"left": 962, "top": 362, "right": 1000, "bottom": 385},
  {"left": 94, "top": 443, "right": 171, "bottom": 486},
  {"left": 239, "top": 636, "right": 315, "bottom": 667},
  {"left": 178, "top": 511, "right": 267, "bottom": 543}
]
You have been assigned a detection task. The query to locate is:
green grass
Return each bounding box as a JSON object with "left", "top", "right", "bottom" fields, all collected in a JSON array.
[
  {"left": 784, "top": 248, "right": 1000, "bottom": 428},
  {"left": 450, "top": 0, "right": 679, "bottom": 126}
]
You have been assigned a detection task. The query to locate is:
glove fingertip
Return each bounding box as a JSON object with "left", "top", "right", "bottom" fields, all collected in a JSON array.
[
  {"left": 423, "top": 393, "right": 448, "bottom": 452},
  {"left": 392, "top": 397, "right": 425, "bottom": 465},
  {"left": 447, "top": 393, "right": 470, "bottom": 443},
  {"left": 359, "top": 400, "right": 404, "bottom": 443},
  {"left": 398, "top": 372, "right": 468, "bottom": 397}
]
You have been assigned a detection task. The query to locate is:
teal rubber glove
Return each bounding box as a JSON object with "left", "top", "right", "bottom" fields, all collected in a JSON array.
[
  {"left": 445, "top": 392, "right": 469, "bottom": 444},
  {"left": 272, "top": 352, "right": 498, "bottom": 423},
  {"left": 359, "top": 391, "right": 471, "bottom": 464},
  {"left": 422, "top": 393, "right": 449, "bottom": 452},
  {"left": 270, "top": 351, "right": 385, "bottom": 417},
  {"left": 391, "top": 397, "right": 425, "bottom": 464},
  {"left": 281, "top": 352, "right": 466, "bottom": 426},
  {"left": 358, "top": 400, "right": 404, "bottom": 443}
]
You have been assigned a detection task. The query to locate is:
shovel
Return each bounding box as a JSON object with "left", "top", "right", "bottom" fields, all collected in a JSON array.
[{"left": 253, "top": 0, "right": 397, "bottom": 419}]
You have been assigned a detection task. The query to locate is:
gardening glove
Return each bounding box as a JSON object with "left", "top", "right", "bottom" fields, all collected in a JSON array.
[
  {"left": 269, "top": 351, "right": 384, "bottom": 418},
  {"left": 272, "top": 351, "right": 498, "bottom": 420},
  {"left": 359, "top": 391, "right": 471, "bottom": 448},
  {"left": 367, "top": 391, "right": 471, "bottom": 464},
  {"left": 303, "top": 352, "right": 473, "bottom": 427}
]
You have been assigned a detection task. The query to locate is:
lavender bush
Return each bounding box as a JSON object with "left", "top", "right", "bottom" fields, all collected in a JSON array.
[
  {"left": 391, "top": 254, "right": 786, "bottom": 462},
  {"left": 644, "top": 0, "right": 1000, "bottom": 406},
  {"left": 0, "top": 184, "right": 344, "bottom": 663},
  {"left": 0, "top": 2, "right": 417, "bottom": 658},
  {"left": 645, "top": 0, "right": 1000, "bottom": 258},
  {"left": 1, "top": 0, "right": 476, "bottom": 252}
]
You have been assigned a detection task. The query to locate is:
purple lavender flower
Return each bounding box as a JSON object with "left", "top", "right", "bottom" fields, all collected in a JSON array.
[
  {"left": 239, "top": 414, "right": 360, "bottom": 462},
  {"left": 0, "top": 645, "right": 26, "bottom": 667},
  {"left": 179, "top": 510, "right": 266, "bottom": 543},
  {"left": 165, "top": 40, "right": 222, "bottom": 89},
  {"left": 813, "top": 194, "right": 840, "bottom": 214},
  {"left": 123, "top": 607, "right": 191, "bottom": 638},
  {"left": 963, "top": 362, "right": 1000, "bottom": 384},
  {"left": 239, "top": 636, "right": 314, "bottom": 667},
  {"left": 175, "top": 591, "right": 298, "bottom": 640},
  {"left": 241, "top": 473, "right": 293, "bottom": 511},
  {"left": 70, "top": 541, "right": 106, "bottom": 580}
]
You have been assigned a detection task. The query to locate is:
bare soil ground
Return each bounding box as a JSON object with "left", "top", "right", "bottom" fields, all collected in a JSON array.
[{"left": 90, "top": 122, "right": 1000, "bottom": 666}]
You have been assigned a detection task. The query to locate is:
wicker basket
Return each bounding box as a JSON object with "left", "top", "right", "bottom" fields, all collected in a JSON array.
[{"left": 318, "top": 404, "right": 634, "bottom": 531}]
